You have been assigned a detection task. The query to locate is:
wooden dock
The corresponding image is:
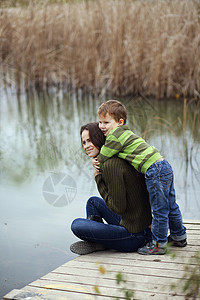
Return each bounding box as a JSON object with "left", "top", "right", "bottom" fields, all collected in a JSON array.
[{"left": 3, "top": 220, "right": 200, "bottom": 300}]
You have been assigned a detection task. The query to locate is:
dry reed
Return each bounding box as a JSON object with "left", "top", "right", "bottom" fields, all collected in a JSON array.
[{"left": 0, "top": 0, "right": 200, "bottom": 98}]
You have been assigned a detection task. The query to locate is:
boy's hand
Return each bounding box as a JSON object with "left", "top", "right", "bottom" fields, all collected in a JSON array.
[{"left": 92, "top": 158, "right": 100, "bottom": 170}]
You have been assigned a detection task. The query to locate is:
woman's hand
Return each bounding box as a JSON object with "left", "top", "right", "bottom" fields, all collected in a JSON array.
[
  {"left": 92, "top": 158, "right": 101, "bottom": 177},
  {"left": 94, "top": 168, "right": 101, "bottom": 177},
  {"left": 92, "top": 158, "right": 100, "bottom": 170}
]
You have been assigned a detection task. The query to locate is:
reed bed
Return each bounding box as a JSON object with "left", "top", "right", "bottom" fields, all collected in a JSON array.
[{"left": 0, "top": 0, "right": 200, "bottom": 98}]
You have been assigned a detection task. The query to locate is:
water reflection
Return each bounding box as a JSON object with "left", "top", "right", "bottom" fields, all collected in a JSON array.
[
  {"left": 0, "top": 89, "right": 200, "bottom": 298},
  {"left": 1, "top": 91, "right": 199, "bottom": 184}
]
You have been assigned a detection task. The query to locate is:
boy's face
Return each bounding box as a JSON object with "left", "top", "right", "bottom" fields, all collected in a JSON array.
[{"left": 98, "top": 113, "right": 124, "bottom": 136}]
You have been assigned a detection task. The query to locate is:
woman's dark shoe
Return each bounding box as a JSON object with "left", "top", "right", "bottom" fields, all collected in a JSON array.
[
  {"left": 87, "top": 215, "right": 104, "bottom": 223},
  {"left": 168, "top": 235, "right": 187, "bottom": 247},
  {"left": 70, "top": 241, "right": 106, "bottom": 255}
]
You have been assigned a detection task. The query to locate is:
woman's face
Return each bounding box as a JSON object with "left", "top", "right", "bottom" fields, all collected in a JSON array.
[{"left": 81, "top": 129, "right": 100, "bottom": 158}]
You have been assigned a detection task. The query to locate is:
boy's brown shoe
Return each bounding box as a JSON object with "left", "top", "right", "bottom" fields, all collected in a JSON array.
[{"left": 168, "top": 235, "right": 187, "bottom": 247}]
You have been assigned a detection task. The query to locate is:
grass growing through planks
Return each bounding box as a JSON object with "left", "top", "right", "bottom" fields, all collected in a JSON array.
[
  {"left": 171, "top": 251, "right": 200, "bottom": 299},
  {"left": 0, "top": 0, "right": 200, "bottom": 98},
  {"left": 94, "top": 264, "right": 134, "bottom": 300},
  {"left": 95, "top": 251, "right": 200, "bottom": 300}
]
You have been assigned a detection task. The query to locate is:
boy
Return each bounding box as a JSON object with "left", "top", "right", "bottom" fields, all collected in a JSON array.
[{"left": 95, "top": 99, "right": 187, "bottom": 255}]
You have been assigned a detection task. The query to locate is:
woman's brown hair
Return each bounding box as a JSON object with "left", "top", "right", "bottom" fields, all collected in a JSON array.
[{"left": 80, "top": 122, "right": 106, "bottom": 150}]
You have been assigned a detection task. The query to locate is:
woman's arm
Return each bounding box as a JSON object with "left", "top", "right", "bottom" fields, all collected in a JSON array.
[{"left": 95, "top": 158, "right": 126, "bottom": 214}]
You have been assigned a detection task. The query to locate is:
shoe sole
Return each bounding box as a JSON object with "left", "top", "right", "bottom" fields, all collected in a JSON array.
[
  {"left": 138, "top": 250, "right": 165, "bottom": 255},
  {"left": 70, "top": 241, "right": 105, "bottom": 255}
]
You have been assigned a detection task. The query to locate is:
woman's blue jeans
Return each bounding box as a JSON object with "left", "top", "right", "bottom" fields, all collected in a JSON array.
[
  {"left": 71, "top": 196, "right": 151, "bottom": 252},
  {"left": 145, "top": 159, "right": 187, "bottom": 246}
]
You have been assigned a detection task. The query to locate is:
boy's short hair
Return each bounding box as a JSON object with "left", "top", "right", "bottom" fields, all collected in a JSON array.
[{"left": 97, "top": 100, "right": 127, "bottom": 124}]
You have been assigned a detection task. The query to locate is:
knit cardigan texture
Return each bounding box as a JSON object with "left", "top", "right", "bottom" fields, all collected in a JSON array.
[{"left": 95, "top": 156, "right": 152, "bottom": 233}]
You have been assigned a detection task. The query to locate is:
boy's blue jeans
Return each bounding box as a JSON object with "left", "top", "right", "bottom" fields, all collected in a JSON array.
[
  {"left": 145, "top": 159, "right": 186, "bottom": 247},
  {"left": 71, "top": 196, "right": 151, "bottom": 252}
]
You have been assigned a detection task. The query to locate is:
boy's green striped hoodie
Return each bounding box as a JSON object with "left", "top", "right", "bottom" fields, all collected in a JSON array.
[{"left": 97, "top": 125, "right": 162, "bottom": 174}]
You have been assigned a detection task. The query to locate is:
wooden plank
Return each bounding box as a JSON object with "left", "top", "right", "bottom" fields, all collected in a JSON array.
[
  {"left": 41, "top": 270, "right": 189, "bottom": 295},
  {"left": 184, "top": 224, "right": 200, "bottom": 230},
  {"left": 54, "top": 264, "right": 185, "bottom": 280},
  {"left": 185, "top": 232, "right": 200, "bottom": 236},
  {"left": 3, "top": 284, "right": 186, "bottom": 300},
  {"left": 61, "top": 259, "right": 186, "bottom": 273},
  {"left": 70, "top": 256, "right": 196, "bottom": 270},
  {"left": 28, "top": 278, "right": 186, "bottom": 299},
  {"left": 183, "top": 220, "right": 200, "bottom": 225},
  {"left": 42, "top": 271, "right": 183, "bottom": 288},
  {"left": 3, "top": 285, "right": 107, "bottom": 300},
  {"left": 3, "top": 222, "right": 200, "bottom": 300},
  {"left": 187, "top": 241, "right": 200, "bottom": 246},
  {"left": 3, "top": 290, "right": 21, "bottom": 300}
]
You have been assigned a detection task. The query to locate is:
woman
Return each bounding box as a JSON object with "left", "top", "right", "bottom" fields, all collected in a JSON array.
[{"left": 70, "top": 122, "right": 152, "bottom": 255}]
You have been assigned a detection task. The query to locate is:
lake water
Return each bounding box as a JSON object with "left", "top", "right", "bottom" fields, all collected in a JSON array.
[{"left": 0, "top": 88, "right": 200, "bottom": 298}]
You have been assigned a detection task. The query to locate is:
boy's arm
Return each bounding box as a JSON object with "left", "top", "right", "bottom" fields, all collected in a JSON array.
[
  {"left": 97, "top": 134, "right": 123, "bottom": 164},
  {"left": 95, "top": 159, "right": 126, "bottom": 214}
]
